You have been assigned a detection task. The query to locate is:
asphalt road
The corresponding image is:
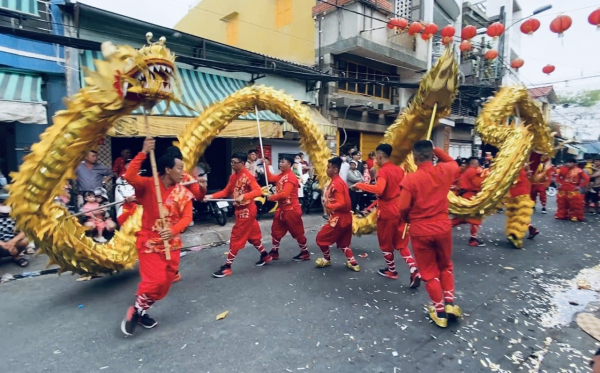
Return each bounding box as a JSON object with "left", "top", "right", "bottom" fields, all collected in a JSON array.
[{"left": 2, "top": 200, "right": 600, "bottom": 373}]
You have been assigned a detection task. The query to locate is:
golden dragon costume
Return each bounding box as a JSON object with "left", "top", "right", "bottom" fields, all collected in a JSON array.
[{"left": 7, "top": 44, "right": 554, "bottom": 276}]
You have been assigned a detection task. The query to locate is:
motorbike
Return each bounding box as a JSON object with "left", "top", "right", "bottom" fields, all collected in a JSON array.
[
  {"left": 193, "top": 192, "right": 229, "bottom": 226},
  {"left": 302, "top": 176, "right": 321, "bottom": 214},
  {"left": 255, "top": 184, "right": 278, "bottom": 218}
]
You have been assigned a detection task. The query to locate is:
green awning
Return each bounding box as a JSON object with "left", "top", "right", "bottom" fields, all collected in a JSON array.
[
  {"left": 79, "top": 50, "right": 283, "bottom": 122},
  {"left": 0, "top": 70, "right": 43, "bottom": 103},
  {"left": 0, "top": 0, "right": 39, "bottom": 16}
]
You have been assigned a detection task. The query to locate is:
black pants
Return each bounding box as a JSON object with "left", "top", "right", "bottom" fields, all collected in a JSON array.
[{"left": 350, "top": 191, "right": 361, "bottom": 212}]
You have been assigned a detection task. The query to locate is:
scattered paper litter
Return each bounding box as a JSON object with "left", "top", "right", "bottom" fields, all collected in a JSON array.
[{"left": 216, "top": 311, "right": 229, "bottom": 320}]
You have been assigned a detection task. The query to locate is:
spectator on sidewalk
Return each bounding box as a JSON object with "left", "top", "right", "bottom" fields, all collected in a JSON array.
[
  {"left": 339, "top": 154, "right": 350, "bottom": 184},
  {"left": 366, "top": 151, "right": 376, "bottom": 170},
  {"left": 298, "top": 152, "right": 311, "bottom": 176},
  {"left": 347, "top": 160, "right": 363, "bottom": 212},
  {"left": 0, "top": 188, "right": 30, "bottom": 268},
  {"left": 351, "top": 151, "right": 364, "bottom": 173},
  {"left": 76, "top": 150, "right": 112, "bottom": 207},
  {"left": 245, "top": 149, "right": 259, "bottom": 179}
]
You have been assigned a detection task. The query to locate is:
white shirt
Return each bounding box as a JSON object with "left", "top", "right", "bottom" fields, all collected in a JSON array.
[{"left": 339, "top": 162, "right": 350, "bottom": 184}]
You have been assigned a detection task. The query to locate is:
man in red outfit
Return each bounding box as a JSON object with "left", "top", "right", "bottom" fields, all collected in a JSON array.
[
  {"left": 530, "top": 155, "right": 554, "bottom": 214},
  {"left": 555, "top": 158, "right": 589, "bottom": 222},
  {"left": 506, "top": 166, "right": 540, "bottom": 249},
  {"left": 315, "top": 157, "right": 360, "bottom": 272},
  {"left": 451, "top": 157, "right": 486, "bottom": 247},
  {"left": 264, "top": 155, "right": 309, "bottom": 261},
  {"left": 399, "top": 140, "right": 460, "bottom": 328},
  {"left": 206, "top": 152, "right": 269, "bottom": 278},
  {"left": 353, "top": 144, "right": 421, "bottom": 288},
  {"left": 121, "top": 138, "right": 194, "bottom": 337}
]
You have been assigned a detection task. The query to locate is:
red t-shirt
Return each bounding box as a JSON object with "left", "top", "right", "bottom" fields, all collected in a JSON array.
[
  {"left": 366, "top": 159, "right": 374, "bottom": 170},
  {"left": 459, "top": 166, "right": 485, "bottom": 193},
  {"left": 213, "top": 168, "right": 262, "bottom": 207},
  {"left": 355, "top": 162, "right": 403, "bottom": 220},
  {"left": 325, "top": 175, "right": 352, "bottom": 215},
  {"left": 509, "top": 168, "right": 531, "bottom": 197},
  {"left": 399, "top": 148, "right": 458, "bottom": 236},
  {"left": 266, "top": 168, "right": 300, "bottom": 210},
  {"left": 124, "top": 152, "right": 193, "bottom": 252}
]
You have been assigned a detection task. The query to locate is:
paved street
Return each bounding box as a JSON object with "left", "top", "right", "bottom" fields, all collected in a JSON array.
[{"left": 2, "top": 201, "right": 600, "bottom": 373}]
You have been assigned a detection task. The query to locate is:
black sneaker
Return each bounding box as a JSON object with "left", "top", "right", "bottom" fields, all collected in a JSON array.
[
  {"left": 409, "top": 270, "right": 421, "bottom": 289},
  {"left": 213, "top": 265, "right": 233, "bottom": 278},
  {"left": 255, "top": 252, "right": 273, "bottom": 267},
  {"left": 541, "top": 207, "right": 547, "bottom": 214},
  {"left": 121, "top": 306, "right": 139, "bottom": 337},
  {"left": 292, "top": 252, "right": 310, "bottom": 262},
  {"left": 138, "top": 311, "right": 158, "bottom": 329}
]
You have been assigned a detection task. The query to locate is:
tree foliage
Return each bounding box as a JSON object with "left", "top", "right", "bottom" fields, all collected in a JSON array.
[{"left": 557, "top": 90, "right": 600, "bottom": 107}]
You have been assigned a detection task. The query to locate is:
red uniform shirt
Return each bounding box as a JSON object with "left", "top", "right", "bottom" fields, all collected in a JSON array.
[
  {"left": 266, "top": 168, "right": 300, "bottom": 210},
  {"left": 399, "top": 148, "right": 458, "bottom": 236},
  {"left": 509, "top": 168, "right": 531, "bottom": 197},
  {"left": 557, "top": 166, "right": 589, "bottom": 192},
  {"left": 112, "top": 156, "right": 126, "bottom": 177},
  {"left": 213, "top": 168, "right": 263, "bottom": 207},
  {"left": 325, "top": 175, "right": 352, "bottom": 215},
  {"left": 531, "top": 164, "right": 554, "bottom": 187},
  {"left": 125, "top": 152, "right": 193, "bottom": 252},
  {"left": 459, "top": 166, "right": 485, "bottom": 193},
  {"left": 355, "top": 162, "right": 404, "bottom": 220}
]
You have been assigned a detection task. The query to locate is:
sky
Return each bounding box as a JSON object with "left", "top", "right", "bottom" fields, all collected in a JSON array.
[
  {"left": 78, "top": 0, "right": 600, "bottom": 94},
  {"left": 515, "top": 0, "right": 600, "bottom": 93}
]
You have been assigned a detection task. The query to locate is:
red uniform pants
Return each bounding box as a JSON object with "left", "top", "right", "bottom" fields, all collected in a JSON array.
[
  {"left": 376, "top": 218, "right": 416, "bottom": 273},
  {"left": 316, "top": 213, "right": 352, "bottom": 248},
  {"left": 411, "top": 231, "right": 454, "bottom": 313},
  {"left": 271, "top": 207, "right": 307, "bottom": 250},
  {"left": 230, "top": 204, "right": 263, "bottom": 252},
  {"left": 530, "top": 184, "right": 547, "bottom": 207},
  {"left": 451, "top": 191, "right": 481, "bottom": 238},
  {"left": 556, "top": 190, "right": 584, "bottom": 221},
  {"left": 136, "top": 249, "right": 181, "bottom": 307}
]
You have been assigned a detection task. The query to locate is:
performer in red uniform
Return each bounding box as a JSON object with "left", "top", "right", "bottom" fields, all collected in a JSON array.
[
  {"left": 555, "top": 158, "right": 589, "bottom": 222},
  {"left": 399, "top": 141, "right": 461, "bottom": 328},
  {"left": 315, "top": 157, "right": 360, "bottom": 271},
  {"left": 530, "top": 155, "right": 554, "bottom": 214},
  {"left": 506, "top": 166, "right": 540, "bottom": 249},
  {"left": 264, "top": 155, "right": 309, "bottom": 261},
  {"left": 451, "top": 157, "right": 486, "bottom": 247},
  {"left": 353, "top": 144, "right": 420, "bottom": 287},
  {"left": 206, "top": 152, "right": 268, "bottom": 278},
  {"left": 121, "top": 138, "right": 194, "bottom": 337}
]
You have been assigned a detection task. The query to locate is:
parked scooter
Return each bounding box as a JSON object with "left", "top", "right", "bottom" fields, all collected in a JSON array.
[
  {"left": 302, "top": 175, "right": 321, "bottom": 214},
  {"left": 193, "top": 192, "right": 229, "bottom": 226},
  {"left": 255, "top": 184, "right": 278, "bottom": 218}
]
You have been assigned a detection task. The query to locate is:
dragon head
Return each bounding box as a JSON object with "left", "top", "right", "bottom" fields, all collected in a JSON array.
[
  {"left": 414, "top": 47, "right": 459, "bottom": 114},
  {"left": 86, "top": 32, "right": 177, "bottom": 109}
]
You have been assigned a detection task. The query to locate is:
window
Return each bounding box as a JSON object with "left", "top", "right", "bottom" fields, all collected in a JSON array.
[
  {"left": 275, "top": 0, "right": 292, "bottom": 27},
  {"left": 225, "top": 14, "right": 239, "bottom": 45},
  {"left": 337, "top": 60, "right": 394, "bottom": 100}
]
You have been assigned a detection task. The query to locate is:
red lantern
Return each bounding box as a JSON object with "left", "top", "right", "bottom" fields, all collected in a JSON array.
[
  {"left": 408, "top": 22, "right": 424, "bottom": 36},
  {"left": 423, "top": 23, "right": 439, "bottom": 35},
  {"left": 388, "top": 18, "right": 408, "bottom": 30},
  {"left": 459, "top": 40, "right": 473, "bottom": 52},
  {"left": 542, "top": 64, "right": 555, "bottom": 75},
  {"left": 588, "top": 9, "right": 600, "bottom": 28},
  {"left": 442, "top": 36, "right": 453, "bottom": 46},
  {"left": 510, "top": 58, "right": 524, "bottom": 70},
  {"left": 461, "top": 25, "right": 477, "bottom": 40},
  {"left": 486, "top": 22, "right": 505, "bottom": 38},
  {"left": 550, "top": 15, "right": 572, "bottom": 36},
  {"left": 520, "top": 18, "right": 540, "bottom": 35},
  {"left": 421, "top": 33, "right": 433, "bottom": 41},
  {"left": 484, "top": 49, "right": 498, "bottom": 60},
  {"left": 441, "top": 25, "right": 455, "bottom": 38}
]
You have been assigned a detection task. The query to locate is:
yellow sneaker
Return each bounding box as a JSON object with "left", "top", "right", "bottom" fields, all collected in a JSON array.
[
  {"left": 571, "top": 217, "right": 578, "bottom": 222},
  {"left": 445, "top": 304, "right": 463, "bottom": 319},
  {"left": 315, "top": 258, "right": 332, "bottom": 268},
  {"left": 346, "top": 261, "right": 360, "bottom": 272},
  {"left": 507, "top": 235, "right": 522, "bottom": 249},
  {"left": 428, "top": 306, "right": 448, "bottom": 328}
]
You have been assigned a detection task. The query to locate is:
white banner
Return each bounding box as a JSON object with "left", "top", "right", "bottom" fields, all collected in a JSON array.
[{"left": 0, "top": 101, "right": 47, "bottom": 124}]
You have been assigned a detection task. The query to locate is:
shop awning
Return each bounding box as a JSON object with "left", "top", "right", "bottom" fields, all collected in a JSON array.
[
  {"left": 107, "top": 115, "right": 283, "bottom": 139},
  {"left": 0, "top": 70, "right": 46, "bottom": 124},
  {"left": 0, "top": 0, "right": 39, "bottom": 16},
  {"left": 282, "top": 105, "right": 337, "bottom": 137},
  {"left": 79, "top": 50, "right": 283, "bottom": 122}
]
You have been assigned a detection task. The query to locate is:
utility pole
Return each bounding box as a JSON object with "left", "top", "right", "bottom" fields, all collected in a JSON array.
[{"left": 497, "top": 5, "right": 506, "bottom": 85}]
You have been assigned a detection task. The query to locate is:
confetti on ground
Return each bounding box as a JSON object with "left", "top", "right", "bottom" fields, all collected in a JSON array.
[{"left": 216, "top": 311, "right": 229, "bottom": 320}]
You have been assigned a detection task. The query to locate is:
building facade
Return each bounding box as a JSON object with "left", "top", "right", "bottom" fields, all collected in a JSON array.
[{"left": 0, "top": 0, "right": 66, "bottom": 180}]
